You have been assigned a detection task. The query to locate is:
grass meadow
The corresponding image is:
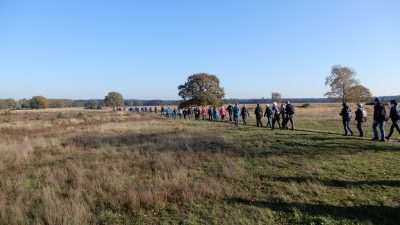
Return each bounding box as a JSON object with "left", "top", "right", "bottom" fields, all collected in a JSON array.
[{"left": 0, "top": 104, "right": 399, "bottom": 225}]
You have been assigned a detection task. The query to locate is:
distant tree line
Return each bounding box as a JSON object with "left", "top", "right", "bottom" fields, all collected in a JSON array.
[{"left": 1, "top": 96, "right": 399, "bottom": 110}]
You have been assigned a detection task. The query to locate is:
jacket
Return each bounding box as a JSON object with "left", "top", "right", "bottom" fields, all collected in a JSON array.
[
  {"left": 373, "top": 103, "right": 386, "bottom": 122},
  {"left": 355, "top": 108, "right": 366, "bottom": 123},
  {"left": 220, "top": 108, "right": 227, "bottom": 116},
  {"left": 264, "top": 107, "right": 273, "bottom": 118},
  {"left": 233, "top": 106, "right": 240, "bottom": 117},
  {"left": 389, "top": 105, "right": 400, "bottom": 122},
  {"left": 241, "top": 107, "right": 250, "bottom": 118},
  {"left": 254, "top": 106, "right": 263, "bottom": 118},
  {"left": 340, "top": 107, "right": 352, "bottom": 121}
]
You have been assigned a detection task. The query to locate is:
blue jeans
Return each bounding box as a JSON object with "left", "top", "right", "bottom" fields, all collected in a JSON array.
[
  {"left": 372, "top": 121, "right": 385, "bottom": 140},
  {"left": 234, "top": 116, "right": 239, "bottom": 126},
  {"left": 343, "top": 120, "right": 353, "bottom": 135}
]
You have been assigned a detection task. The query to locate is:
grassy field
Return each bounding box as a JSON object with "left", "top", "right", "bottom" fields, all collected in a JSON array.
[{"left": 0, "top": 104, "right": 399, "bottom": 225}]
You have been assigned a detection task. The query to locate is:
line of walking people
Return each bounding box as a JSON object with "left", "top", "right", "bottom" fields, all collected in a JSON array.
[
  {"left": 158, "top": 101, "right": 296, "bottom": 130},
  {"left": 340, "top": 98, "right": 400, "bottom": 141}
]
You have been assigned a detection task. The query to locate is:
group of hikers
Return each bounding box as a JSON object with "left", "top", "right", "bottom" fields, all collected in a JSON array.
[
  {"left": 340, "top": 98, "right": 400, "bottom": 141},
  {"left": 129, "top": 97, "right": 400, "bottom": 142},
  {"left": 156, "top": 101, "right": 296, "bottom": 130}
]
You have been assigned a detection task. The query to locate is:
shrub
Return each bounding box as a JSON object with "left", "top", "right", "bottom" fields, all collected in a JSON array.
[
  {"left": 56, "top": 112, "right": 65, "bottom": 119},
  {"left": 29, "top": 96, "right": 49, "bottom": 109},
  {"left": 77, "top": 112, "right": 84, "bottom": 118}
]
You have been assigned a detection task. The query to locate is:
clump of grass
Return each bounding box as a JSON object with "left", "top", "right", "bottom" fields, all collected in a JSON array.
[
  {"left": 76, "top": 112, "right": 84, "bottom": 118},
  {"left": 3, "top": 110, "right": 11, "bottom": 116},
  {"left": 56, "top": 112, "right": 65, "bottom": 119}
]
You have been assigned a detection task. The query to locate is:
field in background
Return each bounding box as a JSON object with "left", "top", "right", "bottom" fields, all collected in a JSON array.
[{"left": 0, "top": 104, "right": 399, "bottom": 225}]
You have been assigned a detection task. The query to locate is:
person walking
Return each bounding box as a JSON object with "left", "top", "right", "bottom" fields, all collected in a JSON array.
[
  {"left": 172, "top": 107, "right": 177, "bottom": 119},
  {"left": 264, "top": 104, "right": 273, "bottom": 128},
  {"left": 208, "top": 106, "right": 213, "bottom": 121},
  {"left": 187, "top": 107, "right": 193, "bottom": 120},
  {"left": 178, "top": 108, "right": 183, "bottom": 119},
  {"left": 271, "top": 102, "right": 281, "bottom": 130},
  {"left": 165, "top": 106, "right": 171, "bottom": 117},
  {"left": 154, "top": 107, "right": 158, "bottom": 114},
  {"left": 194, "top": 106, "right": 201, "bottom": 120},
  {"left": 183, "top": 108, "right": 187, "bottom": 119},
  {"left": 355, "top": 103, "right": 367, "bottom": 137},
  {"left": 241, "top": 104, "right": 250, "bottom": 126},
  {"left": 201, "top": 106, "right": 207, "bottom": 120},
  {"left": 220, "top": 106, "right": 227, "bottom": 122},
  {"left": 254, "top": 104, "right": 264, "bottom": 127},
  {"left": 339, "top": 102, "right": 354, "bottom": 136},
  {"left": 285, "top": 101, "right": 295, "bottom": 130},
  {"left": 227, "top": 104, "right": 233, "bottom": 122},
  {"left": 386, "top": 100, "right": 400, "bottom": 141},
  {"left": 281, "top": 104, "right": 289, "bottom": 130},
  {"left": 372, "top": 98, "right": 387, "bottom": 141},
  {"left": 213, "top": 106, "right": 220, "bottom": 122},
  {"left": 161, "top": 106, "right": 165, "bottom": 115},
  {"left": 233, "top": 103, "right": 240, "bottom": 126}
]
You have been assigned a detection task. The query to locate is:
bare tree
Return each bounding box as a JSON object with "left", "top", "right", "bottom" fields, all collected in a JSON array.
[{"left": 325, "top": 65, "right": 360, "bottom": 102}]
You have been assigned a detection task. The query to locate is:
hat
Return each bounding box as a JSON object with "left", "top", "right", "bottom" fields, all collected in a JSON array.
[{"left": 390, "top": 100, "right": 397, "bottom": 105}]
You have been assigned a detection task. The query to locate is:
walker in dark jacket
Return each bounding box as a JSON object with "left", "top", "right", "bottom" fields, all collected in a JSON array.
[
  {"left": 227, "top": 104, "right": 233, "bottom": 122},
  {"left": 264, "top": 105, "right": 273, "bottom": 128},
  {"left": 386, "top": 100, "right": 400, "bottom": 141},
  {"left": 355, "top": 103, "right": 367, "bottom": 137},
  {"left": 254, "top": 104, "right": 264, "bottom": 127},
  {"left": 285, "top": 101, "right": 295, "bottom": 130},
  {"left": 339, "top": 103, "right": 353, "bottom": 136},
  {"left": 241, "top": 105, "right": 250, "bottom": 126},
  {"left": 372, "top": 98, "right": 387, "bottom": 141},
  {"left": 271, "top": 103, "right": 281, "bottom": 130}
]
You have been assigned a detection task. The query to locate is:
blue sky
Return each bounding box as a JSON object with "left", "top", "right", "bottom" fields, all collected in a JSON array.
[{"left": 1, "top": 0, "right": 399, "bottom": 100}]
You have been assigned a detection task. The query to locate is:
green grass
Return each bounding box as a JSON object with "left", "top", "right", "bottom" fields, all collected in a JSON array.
[{"left": 155, "top": 114, "right": 400, "bottom": 225}]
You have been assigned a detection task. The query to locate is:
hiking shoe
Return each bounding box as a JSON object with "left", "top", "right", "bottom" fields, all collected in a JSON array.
[
  {"left": 385, "top": 137, "right": 390, "bottom": 141},
  {"left": 371, "top": 138, "right": 379, "bottom": 141}
]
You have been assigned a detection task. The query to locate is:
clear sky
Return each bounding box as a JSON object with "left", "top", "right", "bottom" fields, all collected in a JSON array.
[{"left": 1, "top": 0, "right": 399, "bottom": 100}]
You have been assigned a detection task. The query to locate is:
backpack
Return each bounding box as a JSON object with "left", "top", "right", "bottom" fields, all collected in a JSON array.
[
  {"left": 287, "top": 104, "right": 295, "bottom": 115},
  {"left": 346, "top": 108, "right": 352, "bottom": 120},
  {"left": 361, "top": 108, "right": 367, "bottom": 118},
  {"left": 397, "top": 108, "right": 400, "bottom": 121}
]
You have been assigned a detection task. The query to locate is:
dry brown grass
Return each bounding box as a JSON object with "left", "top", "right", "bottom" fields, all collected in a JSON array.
[{"left": 0, "top": 109, "right": 231, "bottom": 224}]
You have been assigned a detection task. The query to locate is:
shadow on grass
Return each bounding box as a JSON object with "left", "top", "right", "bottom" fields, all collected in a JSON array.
[
  {"left": 226, "top": 197, "right": 400, "bottom": 225},
  {"left": 269, "top": 176, "right": 400, "bottom": 188}
]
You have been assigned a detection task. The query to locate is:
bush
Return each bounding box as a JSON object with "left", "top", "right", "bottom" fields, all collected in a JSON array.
[
  {"left": 0, "top": 99, "right": 18, "bottom": 109},
  {"left": 77, "top": 112, "right": 84, "bottom": 118},
  {"left": 301, "top": 103, "right": 311, "bottom": 108},
  {"left": 29, "top": 96, "right": 49, "bottom": 109},
  {"left": 56, "top": 112, "right": 65, "bottom": 119}
]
